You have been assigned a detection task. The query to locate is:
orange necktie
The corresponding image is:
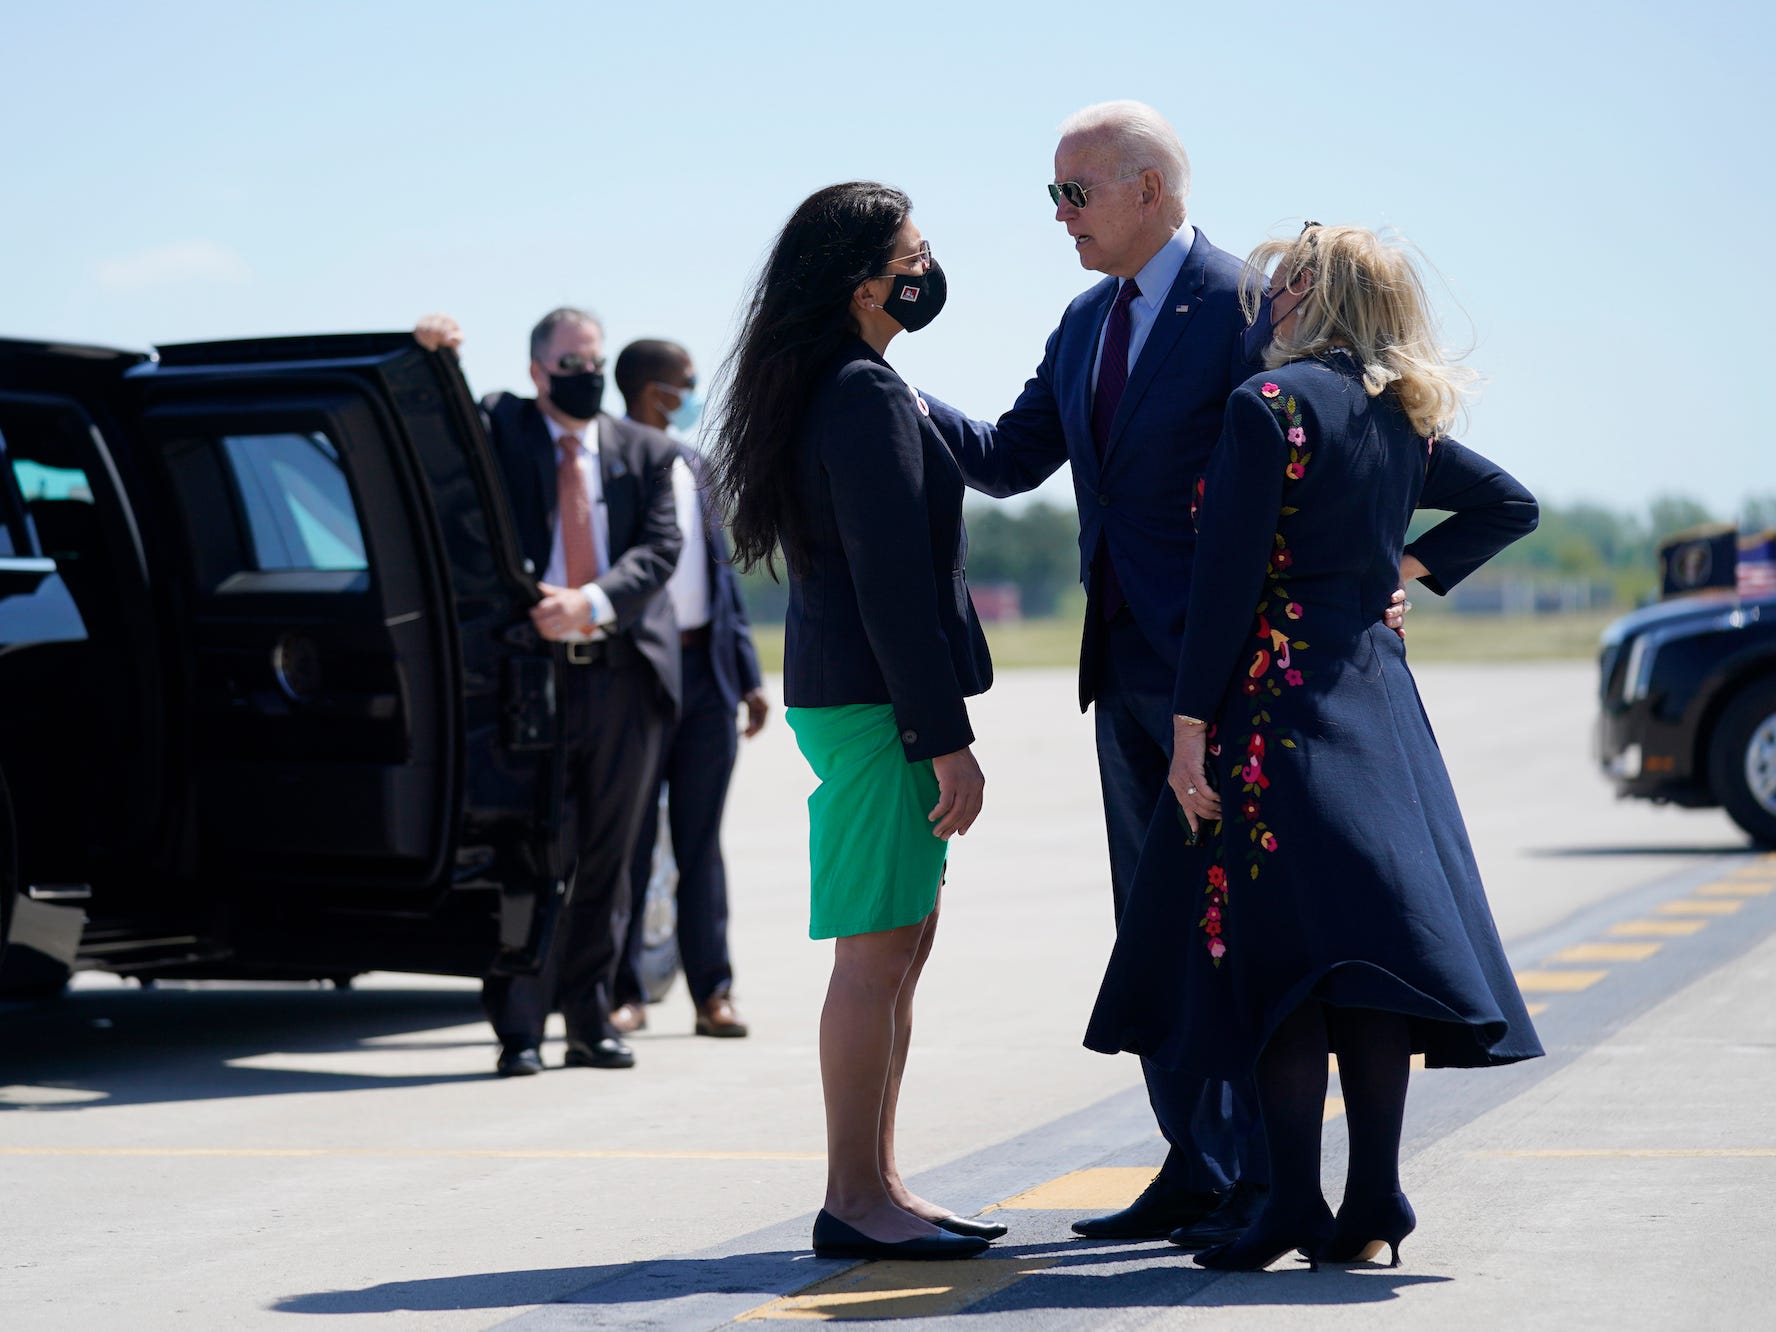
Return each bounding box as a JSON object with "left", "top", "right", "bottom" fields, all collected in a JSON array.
[{"left": 557, "top": 433, "right": 602, "bottom": 585}]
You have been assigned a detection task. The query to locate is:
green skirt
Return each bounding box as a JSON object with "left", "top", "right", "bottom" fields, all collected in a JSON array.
[{"left": 786, "top": 703, "right": 948, "bottom": 940}]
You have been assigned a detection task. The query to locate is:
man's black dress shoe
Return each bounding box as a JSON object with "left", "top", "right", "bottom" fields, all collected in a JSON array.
[
  {"left": 563, "top": 1037, "right": 635, "bottom": 1069},
  {"left": 1168, "top": 1179, "right": 1269, "bottom": 1250},
  {"left": 811, "top": 1210, "right": 990, "bottom": 1261},
  {"left": 1072, "top": 1179, "right": 1226, "bottom": 1239},
  {"left": 935, "top": 1215, "right": 1009, "bottom": 1240},
  {"left": 495, "top": 1044, "right": 543, "bottom": 1078}
]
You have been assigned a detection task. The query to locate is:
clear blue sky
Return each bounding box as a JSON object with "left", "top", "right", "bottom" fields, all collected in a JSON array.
[{"left": 3, "top": 0, "right": 1768, "bottom": 519}]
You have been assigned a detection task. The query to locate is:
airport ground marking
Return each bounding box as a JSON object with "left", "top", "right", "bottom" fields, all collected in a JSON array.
[
  {"left": 736, "top": 1257, "right": 1058, "bottom": 1322},
  {"left": 1655, "top": 899, "right": 1743, "bottom": 916},
  {"left": 1512, "top": 969, "right": 1609, "bottom": 992},
  {"left": 1608, "top": 919, "right": 1707, "bottom": 937},
  {"left": 981, "top": 1166, "right": 1157, "bottom": 1213},
  {"left": 1550, "top": 941, "right": 1663, "bottom": 963},
  {"left": 1698, "top": 881, "right": 1774, "bottom": 896}
]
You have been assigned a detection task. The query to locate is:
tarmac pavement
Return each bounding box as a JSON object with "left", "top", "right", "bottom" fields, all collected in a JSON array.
[{"left": 2, "top": 663, "right": 1771, "bottom": 1330}]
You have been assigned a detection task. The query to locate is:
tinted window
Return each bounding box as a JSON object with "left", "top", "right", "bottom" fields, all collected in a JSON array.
[{"left": 219, "top": 432, "right": 368, "bottom": 572}]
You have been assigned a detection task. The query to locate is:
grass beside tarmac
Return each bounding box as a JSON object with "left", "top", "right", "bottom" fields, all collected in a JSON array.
[{"left": 745, "top": 607, "right": 1620, "bottom": 674}]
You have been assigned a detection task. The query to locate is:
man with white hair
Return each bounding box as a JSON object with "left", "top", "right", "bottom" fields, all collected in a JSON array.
[{"left": 928, "top": 100, "right": 1384, "bottom": 1249}]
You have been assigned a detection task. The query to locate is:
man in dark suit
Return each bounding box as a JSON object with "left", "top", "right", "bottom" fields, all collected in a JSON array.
[
  {"left": 415, "top": 308, "right": 682, "bottom": 1077},
  {"left": 925, "top": 100, "right": 1377, "bottom": 1247},
  {"left": 608, "top": 338, "right": 768, "bottom": 1040}
]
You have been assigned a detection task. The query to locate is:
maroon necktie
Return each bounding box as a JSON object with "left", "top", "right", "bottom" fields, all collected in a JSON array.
[{"left": 1091, "top": 279, "right": 1141, "bottom": 618}]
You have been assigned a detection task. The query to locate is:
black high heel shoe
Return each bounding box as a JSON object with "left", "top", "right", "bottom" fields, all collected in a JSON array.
[
  {"left": 1193, "top": 1202, "right": 1334, "bottom": 1273},
  {"left": 934, "top": 1214, "right": 1009, "bottom": 1240},
  {"left": 1322, "top": 1191, "right": 1416, "bottom": 1267},
  {"left": 811, "top": 1209, "right": 991, "bottom": 1261}
]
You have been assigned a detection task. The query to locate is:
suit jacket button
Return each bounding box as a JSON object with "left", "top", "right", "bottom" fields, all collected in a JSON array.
[
  {"left": 1098, "top": 492, "right": 1111, "bottom": 506},
  {"left": 901, "top": 729, "right": 918, "bottom": 746}
]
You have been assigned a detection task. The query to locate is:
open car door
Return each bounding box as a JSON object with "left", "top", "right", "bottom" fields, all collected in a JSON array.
[{"left": 0, "top": 333, "right": 565, "bottom": 979}]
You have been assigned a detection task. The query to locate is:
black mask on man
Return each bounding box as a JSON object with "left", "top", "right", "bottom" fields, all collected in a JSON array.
[
  {"left": 881, "top": 260, "right": 948, "bottom": 333},
  {"left": 548, "top": 369, "right": 605, "bottom": 420}
]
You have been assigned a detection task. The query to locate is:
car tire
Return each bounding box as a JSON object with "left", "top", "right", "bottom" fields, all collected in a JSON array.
[{"left": 1708, "top": 678, "right": 1776, "bottom": 847}]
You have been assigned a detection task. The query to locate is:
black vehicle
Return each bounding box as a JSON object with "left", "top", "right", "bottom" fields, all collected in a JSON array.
[
  {"left": 0, "top": 332, "right": 578, "bottom": 997},
  {"left": 1596, "top": 591, "right": 1776, "bottom": 844}
]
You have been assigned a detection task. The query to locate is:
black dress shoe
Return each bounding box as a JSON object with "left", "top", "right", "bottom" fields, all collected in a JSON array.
[
  {"left": 935, "top": 1214, "right": 1009, "bottom": 1240},
  {"left": 495, "top": 1044, "right": 543, "bottom": 1078},
  {"left": 811, "top": 1210, "right": 990, "bottom": 1261},
  {"left": 1168, "top": 1179, "right": 1269, "bottom": 1250},
  {"left": 1072, "top": 1179, "right": 1226, "bottom": 1239},
  {"left": 563, "top": 1037, "right": 635, "bottom": 1069}
]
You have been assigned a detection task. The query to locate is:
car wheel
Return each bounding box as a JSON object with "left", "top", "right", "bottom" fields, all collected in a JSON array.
[{"left": 1708, "top": 678, "right": 1776, "bottom": 847}]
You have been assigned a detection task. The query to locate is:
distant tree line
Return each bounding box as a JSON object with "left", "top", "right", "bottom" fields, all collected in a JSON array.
[{"left": 738, "top": 493, "right": 1776, "bottom": 624}]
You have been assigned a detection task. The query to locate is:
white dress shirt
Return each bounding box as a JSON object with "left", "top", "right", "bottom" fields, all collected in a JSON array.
[
  {"left": 1091, "top": 222, "right": 1197, "bottom": 390},
  {"left": 540, "top": 413, "right": 617, "bottom": 637},
  {"left": 662, "top": 454, "right": 712, "bottom": 631}
]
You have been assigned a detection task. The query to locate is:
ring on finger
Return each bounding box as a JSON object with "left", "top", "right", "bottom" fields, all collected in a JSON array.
[{"left": 1186, "top": 786, "right": 1197, "bottom": 795}]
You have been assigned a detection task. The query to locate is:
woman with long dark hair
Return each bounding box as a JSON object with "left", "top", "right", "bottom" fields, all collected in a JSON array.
[{"left": 708, "top": 182, "right": 999, "bottom": 1261}]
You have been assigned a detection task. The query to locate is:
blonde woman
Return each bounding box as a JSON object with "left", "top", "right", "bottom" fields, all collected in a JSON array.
[{"left": 1088, "top": 225, "right": 1543, "bottom": 1271}]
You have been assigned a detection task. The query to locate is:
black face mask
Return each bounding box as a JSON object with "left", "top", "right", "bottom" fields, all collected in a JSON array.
[
  {"left": 547, "top": 369, "right": 604, "bottom": 420},
  {"left": 1241, "top": 289, "right": 1276, "bottom": 363},
  {"left": 880, "top": 260, "right": 948, "bottom": 333}
]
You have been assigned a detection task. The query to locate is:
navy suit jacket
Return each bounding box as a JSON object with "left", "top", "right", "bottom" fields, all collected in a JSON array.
[
  {"left": 924, "top": 229, "right": 1256, "bottom": 709},
  {"left": 676, "top": 443, "right": 763, "bottom": 713},
  {"left": 783, "top": 338, "right": 993, "bottom": 762},
  {"left": 483, "top": 393, "right": 684, "bottom": 714}
]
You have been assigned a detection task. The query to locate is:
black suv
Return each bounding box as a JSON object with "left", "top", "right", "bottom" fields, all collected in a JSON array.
[
  {"left": 1597, "top": 592, "right": 1776, "bottom": 844},
  {"left": 0, "top": 333, "right": 578, "bottom": 997}
]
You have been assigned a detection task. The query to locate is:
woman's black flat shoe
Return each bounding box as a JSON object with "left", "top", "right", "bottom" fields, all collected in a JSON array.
[
  {"left": 935, "top": 1214, "right": 1009, "bottom": 1240},
  {"left": 812, "top": 1209, "right": 991, "bottom": 1260}
]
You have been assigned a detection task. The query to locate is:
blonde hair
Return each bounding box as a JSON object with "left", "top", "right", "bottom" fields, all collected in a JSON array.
[
  {"left": 1240, "top": 225, "right": 1475, "bottom": 438},
  {"left": 1058, "top": 100, "right": 1190, "bottom": 227}
]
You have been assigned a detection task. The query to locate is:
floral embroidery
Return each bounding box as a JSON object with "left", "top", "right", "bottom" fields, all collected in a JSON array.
[{"left": 1194, "top": 385, "right": 1313, "bottom": 966}]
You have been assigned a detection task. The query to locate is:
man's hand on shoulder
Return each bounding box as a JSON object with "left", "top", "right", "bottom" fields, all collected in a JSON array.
[{"left": 414, "top": 314, "right": 464, "bottom": 352}]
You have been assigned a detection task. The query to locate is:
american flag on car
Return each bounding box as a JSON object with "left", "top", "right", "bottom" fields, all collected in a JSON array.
[{"left": 1739, "top": 530, "right": 1776, "bottom": 598}]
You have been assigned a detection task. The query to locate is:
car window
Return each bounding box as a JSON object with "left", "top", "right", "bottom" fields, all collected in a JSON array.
[{"left": 219, "top": 432, "right": 369, "bottom": 573}]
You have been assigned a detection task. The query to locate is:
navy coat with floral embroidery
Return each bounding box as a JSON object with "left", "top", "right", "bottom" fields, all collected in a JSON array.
[{"left": 1086, "top": 351, "right": 1544, "bottom": 1074}]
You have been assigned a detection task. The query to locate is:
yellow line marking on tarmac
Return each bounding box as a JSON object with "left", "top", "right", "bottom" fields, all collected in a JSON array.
[
  {"left": 1469, "top": 1149, "right": 1776, "bottom": 1159},
  {"left": 1699, "top": 881, "right": 1775, "bottom": 896},
  {"left": 1513, "top": 969, "right": 1609, "bottom": 992},
  {"left": 736, "top": 1258, "right": 1058, "bottom": 1322},
  {"left": 0, "top": 1147, "right": 824, "bottom": 1161},
  {"left": 1656, "top": 899, "right": 1743, "bottom": 915},
  {"left": 982, "top": 1166, "right": 1155, "bottom": 1212},
  {"left": 1324, "top": 1096, "right": 1345, "bottom": 1123},
  {"left": 1525, "top": 1003, "right": 1550, "bottom": 1016},
  {"left": 1609, "top": 919, "right": 1707, "bottom": 937},
  {"left": 1551, "top": 941, "right": 1663, "bottom": 963}
]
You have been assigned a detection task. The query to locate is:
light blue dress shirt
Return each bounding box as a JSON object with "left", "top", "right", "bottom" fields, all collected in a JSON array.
[{"left": 1091, "top": 223, "right": 1196, "bottom": 391}]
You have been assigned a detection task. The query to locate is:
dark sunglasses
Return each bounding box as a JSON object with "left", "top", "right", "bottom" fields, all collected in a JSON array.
[
  {"left": 1047, "top": 169, "right": 1145, "bottom": 209},
  {"left": 544, "top": 352, "right": 607, "bottom": 375}
]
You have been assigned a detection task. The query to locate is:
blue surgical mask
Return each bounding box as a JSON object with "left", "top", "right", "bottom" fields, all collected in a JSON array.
[{"left": 666, "top": 387, "right": 704, "bottom": 432}]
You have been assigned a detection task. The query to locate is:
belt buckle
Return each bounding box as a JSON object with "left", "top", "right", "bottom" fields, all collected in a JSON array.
[{"left": 565, "top": 641, "right": 594, "bottom": 666}]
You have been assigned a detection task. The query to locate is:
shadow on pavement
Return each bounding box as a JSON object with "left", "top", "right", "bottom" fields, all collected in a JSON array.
[
  {"left": 272, "top": 1243, "right": 1452, "bottom": 1320},
  {"left": 0, "top": 985, "right": 492, "bottom": 1111}
]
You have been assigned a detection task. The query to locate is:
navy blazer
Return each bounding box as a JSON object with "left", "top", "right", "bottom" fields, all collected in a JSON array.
[
  {"left": 783, "top": 338, "right": 993, "bottom": 762},
  {"left": 677, "top": 444, "right": 763, "bottom": 713},
  {"left": 923, "top": 229, "right": 1255, "bottom": 708},
  {"left": 483, "top": 393, "right": 684, "bottom": 713}
]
